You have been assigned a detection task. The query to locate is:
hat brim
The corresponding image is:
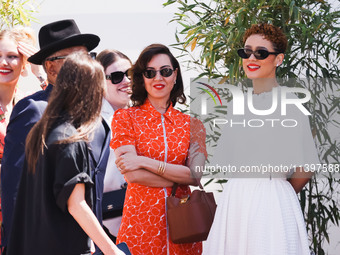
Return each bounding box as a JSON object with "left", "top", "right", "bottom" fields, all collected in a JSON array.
[{"left": 28, "top": 34, "right": 100, "bottom": 65}]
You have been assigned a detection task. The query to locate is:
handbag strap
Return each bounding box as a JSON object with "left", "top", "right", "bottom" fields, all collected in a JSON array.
[
  {"left": 170, "top": 169, "right": 205, "bottom": 196},
  {"left": 171, "top": 183, "right": 179, "bottom": 196}
]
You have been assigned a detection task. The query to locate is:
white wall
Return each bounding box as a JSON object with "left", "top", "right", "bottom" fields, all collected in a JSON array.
[{"left": 20, "top": 0, "right": 197, "bottom": 96}]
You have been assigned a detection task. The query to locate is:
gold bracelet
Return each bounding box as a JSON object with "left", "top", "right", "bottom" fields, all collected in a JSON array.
[
  {"left": 157, "top": 161, "right": 166, "bottom": 175},
  {"left": 157, "top": 161, "right": 163, "bottom": 175},
  {"left": 162, "top": 162, "right": 167, "bottom": 175}
]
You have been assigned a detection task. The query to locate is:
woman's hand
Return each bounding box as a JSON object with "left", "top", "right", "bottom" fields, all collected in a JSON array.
[
  {"left": 67, "top": 184, "right": 124, "bottom": 255},
  {"left": 288, "top": 167, "right": 314, "bottom": 193},
  {"left": 115, "top": 154, "right": 144, "bottom": 174},
  {"left": 114, "top": 145, "right": 173, "bottom": 187},
  {"left": 18, "top": 42, "right": 47, "bottom": 80}
]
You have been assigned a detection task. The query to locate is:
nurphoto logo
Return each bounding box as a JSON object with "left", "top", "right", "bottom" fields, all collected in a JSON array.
[{"left": 194, "top": 79, "right": 311, "bottom": 128}]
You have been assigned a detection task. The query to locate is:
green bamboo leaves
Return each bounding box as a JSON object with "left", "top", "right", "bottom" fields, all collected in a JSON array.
[
  {"left": 164, "top": 1, "right": 340, "bottom": 254},
  {"left": 0, "top": 0, "right": 39, "bottom": 30}
]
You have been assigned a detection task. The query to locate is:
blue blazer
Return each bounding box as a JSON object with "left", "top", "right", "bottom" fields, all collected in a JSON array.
[{"left": 1, "top": 84, "right": 110, "bottom": 248}]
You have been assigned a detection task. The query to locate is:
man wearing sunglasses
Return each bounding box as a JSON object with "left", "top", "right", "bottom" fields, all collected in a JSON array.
[{"left": 1, "top": 19, "right": 110, "bottom": 255}]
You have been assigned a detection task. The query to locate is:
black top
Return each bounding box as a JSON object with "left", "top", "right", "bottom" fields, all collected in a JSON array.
[{"left": 7, "top": 122, "right": 94, "bottom": 255}]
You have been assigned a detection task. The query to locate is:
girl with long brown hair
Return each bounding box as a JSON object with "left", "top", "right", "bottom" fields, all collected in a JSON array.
[{"left": 7, "top": 52, "right": 124, "bottom": 255}]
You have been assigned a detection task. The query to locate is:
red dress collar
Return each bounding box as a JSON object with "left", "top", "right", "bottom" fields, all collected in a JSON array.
[{"left": 140, "top": 99, "right": 176, "bottom": 123}]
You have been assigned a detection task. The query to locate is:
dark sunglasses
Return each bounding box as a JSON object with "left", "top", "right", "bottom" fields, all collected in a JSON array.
[
  {"left": 46, "top": 52, "right": 97, "bottom": 62},
  {"left": 143, "top": 68, "right": 174, "bottom": 79},
  {"left": 237, "top": 48, "right": 279, "bottom": 60},
  {"left": 106, "top": 70, "right": 130, "bottom": 84}
]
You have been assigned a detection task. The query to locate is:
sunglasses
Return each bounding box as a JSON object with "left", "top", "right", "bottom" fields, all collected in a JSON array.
[
  {"left": 143, "top": 68, "right": 174, "bottom": 79},
  {"left": 237, "top": 48, "right": 279, "bottom": 60},
  {"left": 45, "top": 52, "right": 97, "bottom": 62},
  {"left": 106, "top": 70, "right": 130, "bottom": 84}
]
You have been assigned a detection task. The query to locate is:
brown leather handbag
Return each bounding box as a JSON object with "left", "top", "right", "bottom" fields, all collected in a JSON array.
[{"left": 166, "top": 178, "right": 217, "bottom": 244}]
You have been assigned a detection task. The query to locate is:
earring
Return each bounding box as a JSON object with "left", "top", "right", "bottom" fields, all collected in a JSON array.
[{"left": 21, "top": 68, "right": 28, "bottom": 77}]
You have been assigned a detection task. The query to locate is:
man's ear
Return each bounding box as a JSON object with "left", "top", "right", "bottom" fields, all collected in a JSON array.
[{"left": 44, "top": 61, "right": 58, "bottom": 81}]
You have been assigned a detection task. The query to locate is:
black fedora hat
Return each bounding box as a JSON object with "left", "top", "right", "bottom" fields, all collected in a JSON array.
[{"left": 28, "top": 19, "right": 100, "bottom": 65}]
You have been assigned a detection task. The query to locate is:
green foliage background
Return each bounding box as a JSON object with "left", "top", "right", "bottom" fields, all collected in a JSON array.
[
  {"left": 0, "top": 0, "right": 39, "bottom": 29},
  {"left": 164, "top": 0, "right": 340, "bottom": 254}
]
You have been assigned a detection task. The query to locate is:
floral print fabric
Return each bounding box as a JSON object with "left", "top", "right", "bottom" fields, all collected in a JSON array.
[{"left": 111, "top": 99, "right": 206, "bottom": 255}]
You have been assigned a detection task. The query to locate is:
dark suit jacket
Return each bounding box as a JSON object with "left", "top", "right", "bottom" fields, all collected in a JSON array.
[{"left": 1, "top": 84, "right": 110, "bottom": 249}]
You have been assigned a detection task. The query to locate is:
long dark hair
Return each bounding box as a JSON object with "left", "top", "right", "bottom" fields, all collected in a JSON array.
[
  {"left": 25, "top": 52, "right": 105, "bottom": 173},
  {"left": 130, "top": 43, "right": 186, "bottom": 107}
]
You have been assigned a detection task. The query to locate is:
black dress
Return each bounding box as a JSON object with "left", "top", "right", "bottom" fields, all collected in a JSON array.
[{"left": 7, "top": 122, "right": 94, "bottom": 255}]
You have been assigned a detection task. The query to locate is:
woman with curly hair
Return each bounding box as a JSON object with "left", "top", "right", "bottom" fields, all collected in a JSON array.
[{"left": 203, "top": 23, "right": 319, "bottom": 255}]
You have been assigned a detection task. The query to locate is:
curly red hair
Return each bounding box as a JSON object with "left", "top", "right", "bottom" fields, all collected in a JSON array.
[{"left": 243, "top": 23, "right": 287, "bottom": 53}]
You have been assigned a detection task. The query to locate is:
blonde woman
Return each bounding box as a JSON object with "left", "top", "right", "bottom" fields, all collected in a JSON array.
[{"left": 0, "top": 27, "right": 45, "bottom": 250}]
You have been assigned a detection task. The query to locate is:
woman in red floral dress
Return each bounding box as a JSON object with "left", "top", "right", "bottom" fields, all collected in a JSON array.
[{"left": 111, "top": 44, "right": 207, "bottom": 255}]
